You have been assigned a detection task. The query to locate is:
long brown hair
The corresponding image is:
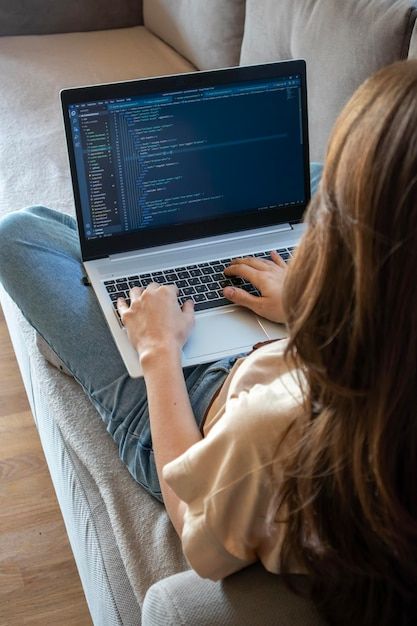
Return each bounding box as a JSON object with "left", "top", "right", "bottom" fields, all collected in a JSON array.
[{"left": 280, "top": 60, "right": 417, "bottom": 625}]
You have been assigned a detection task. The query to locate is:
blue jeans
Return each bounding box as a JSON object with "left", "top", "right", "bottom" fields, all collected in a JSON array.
[{"left": 0, "top": 164, "right": 322, "bottom": 501}]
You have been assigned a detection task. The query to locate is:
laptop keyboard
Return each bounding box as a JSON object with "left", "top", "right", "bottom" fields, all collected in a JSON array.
[{"left": 104, "top": 247, "right": 295, "bottom": 320}]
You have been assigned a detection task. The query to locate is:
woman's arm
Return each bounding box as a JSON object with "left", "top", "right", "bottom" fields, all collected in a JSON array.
[
  {"left": 117, "top": 284, "right": 200, "bottom": 536},
  {"left": 141, "top": 345, "right": 201, "bottom": 536}
]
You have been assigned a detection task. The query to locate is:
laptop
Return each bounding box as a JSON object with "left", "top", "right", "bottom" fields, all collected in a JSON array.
[{"left": 61, "top": 60, "right": 310, "bottom": 377}]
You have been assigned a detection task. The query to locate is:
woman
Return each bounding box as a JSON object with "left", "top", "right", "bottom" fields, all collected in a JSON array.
[{"left": 0, "top": 60, "right": 416, "bottom": 625}]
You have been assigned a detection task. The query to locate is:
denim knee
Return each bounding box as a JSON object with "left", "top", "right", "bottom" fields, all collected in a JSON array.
[{"left": 310, "top": 162, "right": 323, "bottom": 196}]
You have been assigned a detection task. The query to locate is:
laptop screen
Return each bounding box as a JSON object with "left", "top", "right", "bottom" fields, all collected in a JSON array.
[{"left": 62, "top": 61, "right": 310, "bottom": 260}]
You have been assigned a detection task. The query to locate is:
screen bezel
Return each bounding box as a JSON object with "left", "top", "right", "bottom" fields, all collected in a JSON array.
[{"left": 61, "top": 60, "right": 310, "bottom": 261}]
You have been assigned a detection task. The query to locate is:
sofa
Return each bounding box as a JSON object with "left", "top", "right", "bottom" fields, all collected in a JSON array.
[{"left": 1, "top": 1, "right": 417, "bottom": 624}]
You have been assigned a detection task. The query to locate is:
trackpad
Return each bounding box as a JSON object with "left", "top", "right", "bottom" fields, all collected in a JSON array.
[{"left": 183, "top": 308, "right": 268, "bottom": 359}]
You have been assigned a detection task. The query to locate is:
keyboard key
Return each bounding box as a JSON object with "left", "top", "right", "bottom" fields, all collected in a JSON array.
[
  {"left": 178, "top": 270, "right": 190, "bottom": 279},
  {"left": 207, "top": 282, "right": 218, "bottom": 291},
  {"left": 188, "top": 277, "right": 201, "bottom": 286},
  {"left": 213, "top": 265, "right": 224, "bottom": 273},
  {"left": 242, "top": 284, "right": 259, "bottom": 294},
  {"left": 152, "top": 275, "right": 167, "bottom": 284},
  {"left": 141, "top": 278, "right": 153, "bottom": 286},
  {"left": 129, "top": 280, "right": 141, "bottom": 288},
  {"left": 106, "top": 284, "right": 117, "bottom": 293},
  {"left": 177, "top": 279, "right": 188, "bottom": 288},
  {"left": 194, "top": 297, "right": 231, "bottom": 312},
  {"left": 206, "top": 291, "right": 218, "bottom": 300},
  {"left": 200, "top": 275, "right": 213, "bottom": 284},
  {"left": 165, "top": 273, "right": 178, "bottom": 282},
  {"left": 116, "top": 282, "right": 129, "bottom": 291},
  {"left": 202, "top": 266, "right": 214, "bottom": 275},
  {"left": 104, "top": 279, "right": 115, "bottom": 285},
  {"left": 193, "top": 293, "right": 207, "bottom": 302},
  {"left": 189, "top": 268, "right": 202, "bottom": 277},
  {"left": 110, "top": 292, "right": 126, "bottom": 301},
  {"left": 183, "top": 286, "right": 196, "bottom": 295},
  {"left": 212, "top": 273, "right": 224, "bottom": 282},
  {"left": 127, "top": 275, "right": 139, "bottom": 280},
  {"left": 195, "top": 284, "right": 208, "bottom": 293},
  {"left": 116, "top": 277, "right": 127, "bottom": 283}
]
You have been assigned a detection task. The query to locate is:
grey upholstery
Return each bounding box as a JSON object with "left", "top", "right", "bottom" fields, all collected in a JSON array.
[
  {"left": 143, "top": 0, "right": 246, "bottom": 70},
  {"left": 142, "top": 566, "right": 326, "bottom": 626},
  {"left": 0, "top": 0, "right": 143, "bottom": 36},
  {"left": 0, "top": 26, "right": 194, "bottom": 216},
  {"left": 241, "top": 0, "right": 417, "bottom": 160}
]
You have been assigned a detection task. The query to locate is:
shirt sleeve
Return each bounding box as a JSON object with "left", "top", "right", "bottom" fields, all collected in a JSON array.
[{"left": 163, "top": 384, "right": 300, "bottom": 580}]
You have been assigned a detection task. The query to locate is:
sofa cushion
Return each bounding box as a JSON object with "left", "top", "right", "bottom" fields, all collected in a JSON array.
[
  {"left": 143, "top": 566, "right": 326, "bottom": 626},
  {"left": 0, "top": 27, "right": 194, "bottom": 217},
  {"left": 143, "top": 0, "right": 246, "bottom": 70},
  {"left": 0, "top": 0, "right": 143, "bottom": 36},
  {"left": 240, "top": 0, "right": 417, "bottom": 161}
]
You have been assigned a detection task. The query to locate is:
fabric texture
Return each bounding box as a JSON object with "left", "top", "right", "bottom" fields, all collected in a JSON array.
[
  {"left": 164, "top": 340, "right": 306, "bottom": 580},
  {"left": 0, "top": 27, "right": 194, "bottom": 218},
  {"left": 143, "top": 0, "right": 246, "bottom": 70},
  {"left": 142, "top": 566, "right": 326, "bottom": 626},
  {"left": 240, "top": 0, "right": 417, "bottom": 161},
  {"left": 0, "top": 0, "right": 143, "bottom": 36}
]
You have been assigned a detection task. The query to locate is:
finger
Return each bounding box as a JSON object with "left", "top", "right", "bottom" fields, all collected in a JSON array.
[
  {"left": 182, "top": 299, "right": 195, "bottom": 317},
  {"left": 145, "top": 282, "right": 160, "bottom": 292},
  {"left": 167, "top": 283, "right": 180, "bottom": 296},
  {"left": 223, "top": 285, "right": 262, "bottom": 313},
  {"left": 270, "top": 250, "right": 287, "bottom": 267},
  {"left": 224, "top": 262, "right": 260, "bottom": 284},
  {"left": 228, "top": 256, "right": 270, "bottom": 271},
  {"left": 117, "top": 297, "right": 129, "bottom": 314},
  {"left": 129, "top": 286, "right": 144, "bottom": 301}
]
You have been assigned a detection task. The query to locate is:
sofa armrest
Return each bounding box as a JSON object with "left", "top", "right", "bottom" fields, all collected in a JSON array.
[
  {"left": 142, "top": 564, "right": 326, "bottom": 626},
  {"left": 0, "top": 0, "right": 143, "bottom": 37}
]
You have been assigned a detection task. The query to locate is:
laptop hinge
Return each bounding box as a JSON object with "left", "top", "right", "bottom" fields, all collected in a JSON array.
[{"left": 107, "top": 223, "right": 293, "bottom": 262}]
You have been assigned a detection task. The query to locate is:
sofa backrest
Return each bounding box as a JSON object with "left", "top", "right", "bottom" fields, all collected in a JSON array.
[
  {"left": 0, "top": 0, "right": 143, "bottom": 36},
  {"left": 143, "top": 0, "right": 246, "bottom": 70},
  {"left": 240, "top": 0, "right": 417, "bottom": 161}
]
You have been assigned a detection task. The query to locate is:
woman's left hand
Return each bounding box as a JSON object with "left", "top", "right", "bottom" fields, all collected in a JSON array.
[{"left": 117, "top": 284, "right": 195, "bottom": 361}]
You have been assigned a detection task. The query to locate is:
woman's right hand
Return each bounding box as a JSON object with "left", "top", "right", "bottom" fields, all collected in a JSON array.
[{"left": 223, "top": 251, "right": 288, "bottom": 324}]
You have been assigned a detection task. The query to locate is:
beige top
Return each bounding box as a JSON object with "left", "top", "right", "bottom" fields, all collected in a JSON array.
[{"left": 163, "top": 339, "right": 307, "bottom": 581}]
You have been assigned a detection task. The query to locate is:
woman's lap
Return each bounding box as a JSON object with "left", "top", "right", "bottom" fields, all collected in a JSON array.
[{"left": 0, "top": 164, "right": 323, "bottom": 499}]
